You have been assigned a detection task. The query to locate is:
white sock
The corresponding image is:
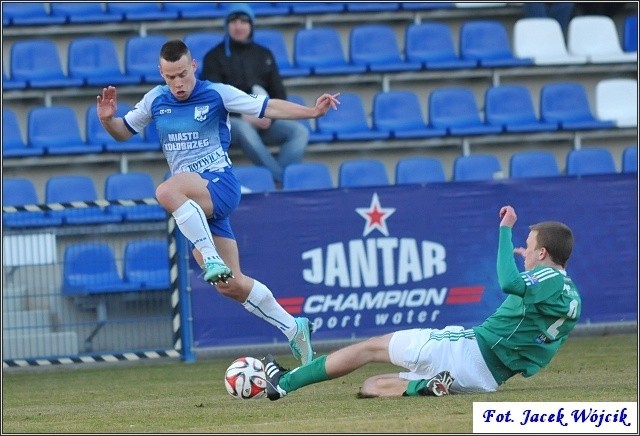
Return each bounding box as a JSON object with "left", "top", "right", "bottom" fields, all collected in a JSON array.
[
  {"left": 243, "top": 279, "right": 297, "bottom": 338},
  {"left": 172, "top": 200, "right": 220, "bottom": 263}
]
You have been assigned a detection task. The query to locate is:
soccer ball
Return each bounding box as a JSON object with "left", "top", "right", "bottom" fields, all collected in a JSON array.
[{"left": 224, "top": 356, "right": 267, "bottom": 400}]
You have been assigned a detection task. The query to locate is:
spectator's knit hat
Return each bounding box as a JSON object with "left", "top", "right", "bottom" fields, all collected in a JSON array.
[{"left": 224, "top": 3, "right": 255, "bottom": 56}]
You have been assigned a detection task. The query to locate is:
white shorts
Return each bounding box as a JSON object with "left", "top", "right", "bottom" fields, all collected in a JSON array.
[{"left": 388, "top": 326, "right": 499, "bottom": 394}]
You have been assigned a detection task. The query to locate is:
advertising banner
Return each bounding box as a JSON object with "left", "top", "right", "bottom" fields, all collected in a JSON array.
[{"left": 190, "top": 174, "right": 637, "bottom": 349}]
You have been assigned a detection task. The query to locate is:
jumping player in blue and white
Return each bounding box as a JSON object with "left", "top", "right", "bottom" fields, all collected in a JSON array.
[{"left": 96, "top": 39, "right": 340, "bottom": 364}]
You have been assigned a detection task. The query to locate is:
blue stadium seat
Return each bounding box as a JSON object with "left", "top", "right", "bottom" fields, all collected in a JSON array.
[
  {"left": 405, "top": 22, "right": 477, "bottom": 70},
  {"left": 123, "top": 239, "right": 171, "bottom": 290},
  {"left": 453, "top": 154, "right": 503, "bottom": 181},
  {"left": 373, "top": 90, "right": 446, "bottom": 139},
  {"left": 125, "top": 35, "right": 169, "bottom": 84},
  {"left": 540, "top": 82, "right": 616, "bottom": 130},
  {"left": 106, "top": 2, "right": 178, "bottom": 21},
  {"left": 484, "top": 85, "right": 560, "bottom": 133},
  {"left": 10, "top": 39, "right": 84, "bottom": 89},
  {"left": 3, "top": 2, "right": 66, "bottom": 25},
  {"left": 622, "top": 146, "right": 637, "bottom": 173},
  {"left": 184, "top": 31, "right": 224, "bottom": 64},
  {"left": 460, "top": 20, "right": 534, "bottom": 67},
  {"left": 289, "top": 3, "right": 345, "bottom": 14},
  {"left": 339, "top": 159, "right": 390, "bottom": 188},
  {"left": 62, "top": 242, "right": 139, "bottom": 296},
  {"left": 395, "top": 157, "right": 446, "bottom": 184},
  {"left": 294, "top": 28, "right": 367, "bottom": 75},
  {"left": 344, "top": 2, "right": 400, "bottom": 12},
  {"left": 28, "top": 106, "right": 103, "bottom": 155},
  {"left": 49, "top": 2, "right": 122, "bottom": 23},
  {"left": 282, "top": 162, "right": 334, "bottom": 191},
  {"left": 3, "top": 109, "right": 44, "bottom": 157},
  {"left": 234, "top": 166, "right": 276, "bottom": 193},
  {"left": 3, "top": 68, "right": 27, "bottom": 90},
  {"left": 254, "top": 29, "right": 311, "bottom": 77},
  {"left": 565, "top": 148, "right": 617, "bottom": 176},
  {"left": 86, "top": 104, "right": 160, "bottom": 152},
  {"left": 428, "top": 87, "right": 503, "bottom": 136},
  {"left": 2, "top": 178, "right": 63, "bottom": 228},
  {"left": 509, "top": 150, "right": 560, "bottom": 179},
  {"left": 163, "top": 2, "right": 226, "bottom": 19},
  {"left": 287, "top": 95, "right": 334, "bottom": 142},
  {"left": 45, "top": 175, "right": 122, "bottom": 225},
  {"left": 623, "top": 15, "right": 637, "bottom": 53},
  {"left": 239, "top": 3, "right": 291, "bottom": 16},
  {"left": 104, "top": 172, "right": 166, "bottom": 222},
  {"left": 316, "top": 92, "right": 390, "bottom": 141},
  {"left": 349, "top": 24, "right": 422, "bottom": 72},
  {"left": 68, "top": 37, "right": 142, "bottom": 86}
]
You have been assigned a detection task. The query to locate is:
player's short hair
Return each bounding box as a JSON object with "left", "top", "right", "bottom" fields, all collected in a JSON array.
[
  {"left": 530, "top": 221, "right": 573, "bottom": 267},
  {"left": 160, "top": 40, "right": 191, "bottom": 62}
]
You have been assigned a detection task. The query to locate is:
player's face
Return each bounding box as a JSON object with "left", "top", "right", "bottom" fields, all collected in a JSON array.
[
  {"left": 523, "top": 230, "right": 545, "bottom": 271},
  {"left": 228, "top": 17, "right": 252, "bottom": 43},
  {"left": 159, "top": 55, "right": 197, "bottom": 101}
]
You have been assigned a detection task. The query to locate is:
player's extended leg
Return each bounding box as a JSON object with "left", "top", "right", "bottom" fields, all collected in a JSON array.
[{"left": 206, "top": 236, "right": 314, "bottom": 365}]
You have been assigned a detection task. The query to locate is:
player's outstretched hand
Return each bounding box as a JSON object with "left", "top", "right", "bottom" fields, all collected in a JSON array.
[
  {"left": 314, "top": 93, "right": 340, "bottom": 116},
  {"left": 499, "top": 205, "right": 517, "bottom": 228},
  {"left": 96, "top": 86, "right": 118, "bottom": 121}
]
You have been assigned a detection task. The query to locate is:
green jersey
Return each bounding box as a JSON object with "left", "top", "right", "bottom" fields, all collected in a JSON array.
[{"left": 473, "top": 226, "right": 581, "bottom": 385}]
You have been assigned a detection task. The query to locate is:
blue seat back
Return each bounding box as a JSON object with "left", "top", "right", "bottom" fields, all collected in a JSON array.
[
  {"left": 540, "top": 82, "right": 596, "bottom": 123},
  {"left": 453, "top": 154, "right": 502, "bottom": 181},
  {"left": 68, "top": 36, "right": 124, "bottom": 80},
  {"left": 46, "top": 175, "right": 121, "bottom": 225},
  {"left": 3, "top": 2, "right": 66, "bottom": 25},
  {"left": 3, "top": 178, "right": 62, "bottom": 228},
  {"left": 282, "top": 162, "right": 334, "bottom": 191},
  {"left": 485, "top": 85, "right": 538, "bottom": 125},
  {"left": 339, "top": 159, "right": 390, "bottom": 187},
  {"left": 86, "top": 103, "right": 139, "bottom": 146},
  {"left": 460, "top": 20, "right": 513, "bottom": 60},
  {"left": 104, "top": 172, "right": 165, "bottom": 221},
  {"left": 3, "top": 108, "right": 26, "bottom": 149},
  {"left": 566, "top": 148, "right": 617, "bottom": 176},
  {"left": 405, "top": 22, "right": 458, "bottom": 62},
  {"left": 28, "top": 106, "right": 84, "bottom": 148},
  {"left": 184, "top": 31, "right": 223, "bottom": 64},
  {"left": 622, "top": 146, "right": 637, "bottom": 173},
  {"left": 294, "top": 28, "right": 350, "bottom": 68},
  {"left": 316, "top": 92, "right": 370, "bottom": 134},
  {"left": 429, "top": 87, "right": 483, "bottom": 128},
  {"left": 233, "top": 166, "right": 275, "bottom": 193},
  {"left": 373, "top": 90, "right": 427, "bottom": 132},
  {"left": 509, "top": 151, "right": 560, "bottom": 179},
  {"left": 10, "top": 39, "right": 66, "bottom": 81},
  {"left": 62, "top": 243, "right": 127, "bottom": 295},
  {"left": 395, "top": 157, "right": 446, "bottom": 184},
  {"left": 125, "top": 35, "right": 169, "bottom": 81},
  {"left": 623, "top": 15, "right": 638, "bottom": 52},
  {"left": 50, "top": 2, "right": 121, "bottom": 22},
  {"left": 350, "top": 24, "right": 403, "bottom": 66},
  {"left": 123, "top": 239, "right": 171, "bottom": 289}
]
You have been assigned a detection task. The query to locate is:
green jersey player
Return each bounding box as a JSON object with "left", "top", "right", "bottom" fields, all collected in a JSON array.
[{"left": 262, "top": 205, "right": 581, "bottom": 399}]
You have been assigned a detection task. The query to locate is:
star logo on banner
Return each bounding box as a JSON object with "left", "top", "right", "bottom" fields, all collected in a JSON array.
[{"left": 356, "top": 192, "right": 396, "bottom": 237}]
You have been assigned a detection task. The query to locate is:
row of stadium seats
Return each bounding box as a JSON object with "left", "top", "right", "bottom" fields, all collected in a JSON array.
[
  {"left": 3, "top": 172, "right": 165, "bottom": 228},
  {"left": 62, "top": 239, "right": 171, "bottom": 297},
  {"left": 1, "top": 2, "right": 490, "bottom": 27},
  {"left": 4, "top": 78, "right": 635, "bottom": 158},
  {"left": 235, "top": 147, "right": 638, "bottom": 193},
  {"left": 4, "top": 146, "right": 636, "bottom": 228},
  {"left": 4, "top": 15, "right": 636, "bottom": 90}
]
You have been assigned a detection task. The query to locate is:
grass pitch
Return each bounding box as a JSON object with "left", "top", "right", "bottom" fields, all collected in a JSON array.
[{"left": 2, "top": 332, "right": 637, "bottom": 433}]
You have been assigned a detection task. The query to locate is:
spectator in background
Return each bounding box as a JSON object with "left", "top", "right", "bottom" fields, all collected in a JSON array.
[
  {"left": 201, "top": 3, "right": 309, "bottom": 184},
  {"left": 522, "top": 2, "right": 576, "bottom": 34}
]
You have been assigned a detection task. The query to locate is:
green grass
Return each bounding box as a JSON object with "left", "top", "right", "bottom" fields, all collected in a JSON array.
[{"left": 2, "top": 333, "right": 637, "bottom": 433}]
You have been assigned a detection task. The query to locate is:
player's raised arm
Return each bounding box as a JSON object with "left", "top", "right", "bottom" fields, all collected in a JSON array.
[
  {"left": 96, "top": 86, "right": 133, "bottom": 141},
  {"left": 264, "top": 92, "right": 340, "bottom": 120}
]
